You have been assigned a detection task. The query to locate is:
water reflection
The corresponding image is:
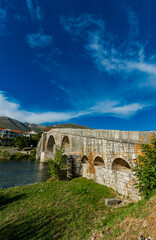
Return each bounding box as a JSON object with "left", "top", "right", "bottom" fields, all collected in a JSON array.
[{"left": 0, "top": 160, "right": 50, "bottom": 189}]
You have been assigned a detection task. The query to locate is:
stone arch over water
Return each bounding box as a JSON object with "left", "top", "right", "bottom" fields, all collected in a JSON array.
[{"left": 46, "top": 135, "right": 55, "bottom": 159}]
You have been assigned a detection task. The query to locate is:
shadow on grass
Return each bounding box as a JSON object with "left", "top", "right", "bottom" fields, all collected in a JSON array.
[
  {"left": 0, "top": 210, "right": 65, "bottom": 240},
  {"left": 0, "top": 193, "right": 26, "bottom": 210}
]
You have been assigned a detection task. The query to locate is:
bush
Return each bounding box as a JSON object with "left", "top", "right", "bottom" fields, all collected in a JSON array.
[
  {"left": 133, "top": 137, "right": 156, "bottom": 198},
  {"left": 48, "top": 147, "right": 65, "bottom": 180},
  {"left": 0, "top": 150, "right": 11, "bottom": 159}
]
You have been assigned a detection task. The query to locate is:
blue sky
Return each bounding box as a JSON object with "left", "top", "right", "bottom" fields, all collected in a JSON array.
[{"left": 0, "top": 0, "right": 156, "bottom": 130}]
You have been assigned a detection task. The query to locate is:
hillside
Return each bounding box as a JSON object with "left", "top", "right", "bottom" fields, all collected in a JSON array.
[
  {"left": 0, "top": 116, "right": 93, "bottom": 132},
  {"left": 0, "top": 178, "right": 155, "bottom": 240},
  {"left": 0, "top": 116, "right": 47, "bottom": 132},
  {"left": 0, "top": 116, "right": 30, "bottom": 132},
  {"left": 47, "top": 123, "right": 93, "bottom": 130}
]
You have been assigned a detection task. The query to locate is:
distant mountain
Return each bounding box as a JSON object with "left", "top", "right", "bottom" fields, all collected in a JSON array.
[
  {"left": 47, "top": 123, "right": 93, "bottom": 130},
  {"left": 0, "top": 116, "right": 46, "bottom": 132},
  {"left": 0, "top": 116, "right": 93, "bottom": 132},
  {"left": 24, "top": 122, "right": 46, "bottom": 132},
  {"left": 0, "top": 116, "right": 30, "bottom": 132}
]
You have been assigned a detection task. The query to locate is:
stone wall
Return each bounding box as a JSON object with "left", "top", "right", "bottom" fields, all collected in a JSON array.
[{"left": 82, "top": 163, "right": 139, "bottom": 200}]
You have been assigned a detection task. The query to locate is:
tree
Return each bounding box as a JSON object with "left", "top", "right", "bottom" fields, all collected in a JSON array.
[{"left": 133, "top": 137, "right": 156, "bottom": 198}]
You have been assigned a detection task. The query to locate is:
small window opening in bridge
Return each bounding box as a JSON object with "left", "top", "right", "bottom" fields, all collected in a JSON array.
[
  {"left": 47, "top": 135, "right": 55, "bottom": 153},
  {"left": 112, "top": 158, "right": 131, "bottom": 172},
  {"left": 94, "top": 156, "right": 105, "bottom": 166},
  {"left": 81, "top": 155, "right": 89, "bottom": 163},
  {"left": 62, "top": 136, "right": 70, "bottom": 149}
]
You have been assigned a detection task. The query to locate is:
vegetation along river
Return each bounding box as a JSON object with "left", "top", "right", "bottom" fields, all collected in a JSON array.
[{"left": 0, "top": 160, "right": 50, "bottom": 189}]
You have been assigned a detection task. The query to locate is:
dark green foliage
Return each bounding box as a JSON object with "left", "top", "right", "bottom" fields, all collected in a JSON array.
[
  {"left": 34, "top": 132, "right": 42, "bottom": 143},
  {"left": 14, "top": 135, "right": 39, "bottom": 150},
  {"left": 14, "top": 136, "right": 30, "bottom": 150},
  {"left": 133, "top": 138, "right": 156, "bottom": 198},
  {"left": 0, "top": 132, "right": 42, "bottom": 149},
  {"left": 0, "top": 138, "right": 15, "bottom": 147},
  {"left": 48, "top": 147, "right": 66, "bottom": 180}
]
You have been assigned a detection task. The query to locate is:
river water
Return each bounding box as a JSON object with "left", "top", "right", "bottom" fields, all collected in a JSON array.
[{"left": 0, "top": 160, "right": 50, "bottom": 189}]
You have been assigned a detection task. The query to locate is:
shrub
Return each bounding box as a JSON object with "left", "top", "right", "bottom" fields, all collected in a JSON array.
[
  {"left": 133, "top": 137, "right": 156, "bottom": 198},
  {"left": 48, "top": 147, "right": 65, "bottom": 180},
  {"left": 0, "top": 150, "right": 11, "bottom": 159}
]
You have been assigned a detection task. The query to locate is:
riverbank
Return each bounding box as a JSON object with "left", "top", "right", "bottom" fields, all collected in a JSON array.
[
  {"left": 0, "top": 148, "right": 36, "bottom": 161},
  {"left": 0, "top": 178, "right": 155, "bottom": 240}
]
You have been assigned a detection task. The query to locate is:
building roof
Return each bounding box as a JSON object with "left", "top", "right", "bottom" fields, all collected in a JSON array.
[
  {"left": 43, "top": 128, "right": 52, "bottom": 132},
  {"left": 0, "top": 127, "right": 5, "bottom": 131},
  {"left": 10, "top": 130, "right": 21, "bottom": 133}
]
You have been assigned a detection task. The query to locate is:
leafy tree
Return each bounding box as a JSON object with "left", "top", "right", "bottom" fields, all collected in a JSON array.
[
  {"left": 133, "top": 137, "right": 156, "bottom": 198},
  {"left": 48, "top": 147, "right": 66, "bottom": 180},
  {"left": 33, "top": 132, "right": 42, "bottom": 144},
  {"left": 14, "top": 134, "right": 42, "bottom": 150}
]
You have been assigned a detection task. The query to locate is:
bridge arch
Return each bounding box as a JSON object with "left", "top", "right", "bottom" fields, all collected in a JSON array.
[
  {"left": 81, "top": 155, "right": 89, "bottom": 163},
  {"left": 94, "top": 156, "right": 105, "bottom": 166},
  {"left": 46, "top": 135, "right": 55, "bottom": 159},
  {"left": 61, "top": 136, "right": 70, "bottom": 149},
  {"left": 112, "top": 158, "right": 131, "bottom": 172}
]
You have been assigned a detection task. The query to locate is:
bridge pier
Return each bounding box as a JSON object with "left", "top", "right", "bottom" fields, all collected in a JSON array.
[{"left": 67, "top": 154, "right": 81, "bottom": 180}]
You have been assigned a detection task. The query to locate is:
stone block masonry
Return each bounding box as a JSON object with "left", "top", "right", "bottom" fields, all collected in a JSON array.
[{"left": 36, "top": 128, "right": 156, "bottom": 200}]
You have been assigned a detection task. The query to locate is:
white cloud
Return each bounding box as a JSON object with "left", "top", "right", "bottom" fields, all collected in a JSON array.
[
  {"left": 91, "top": 100, "right": 146, "bottom": 118},
  {"left": 26, "top": 0, "right": 43, "bottom": 21},
  {"left": 26, "top": 32, "right": 52, "bottom": 48},
  {"left": 0, "top": 92, "right": 147, "bottom": 124},
  {"left": 0, "top": 92, "right": 76, "bottom": 124}
]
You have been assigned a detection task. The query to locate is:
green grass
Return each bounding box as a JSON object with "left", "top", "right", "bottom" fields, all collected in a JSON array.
[
  {"left": 0, "top": 178, "right": 115, "bottom": 240},
  {"left": 0, "top": 177, "right": 152, "bottom": 240}
]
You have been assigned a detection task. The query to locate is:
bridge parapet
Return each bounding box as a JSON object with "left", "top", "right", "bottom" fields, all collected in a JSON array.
[{"left": 45, "top": 128, "right": 155, "bottom": 143}]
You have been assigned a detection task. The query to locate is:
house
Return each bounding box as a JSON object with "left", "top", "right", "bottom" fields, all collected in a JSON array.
[
  {"left": 0, "top": 128, "right": 22, "bottom": 138},
  {"left": 25, "top": 131, "right": 37, "bottom": 137}
]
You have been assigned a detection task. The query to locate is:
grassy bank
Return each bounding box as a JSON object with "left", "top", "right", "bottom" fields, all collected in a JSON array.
[{"left": 0, "top": 178, "right": 155, "bottom": 240}]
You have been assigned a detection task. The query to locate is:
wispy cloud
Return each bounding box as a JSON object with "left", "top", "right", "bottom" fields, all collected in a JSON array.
[
  {"left": 26, "top": 32, "right": 52, "bottom": 48},
  {"left": 91, "top": 100, "right": 146, "bottom": 118},
  {"left": 0, "top": 7, "right": 8, "bottom": 36},
  {"left": 61, "top": 11, "right": 156, "bottom": 87},
  {"left": 0, "top": 92, "right": 148, "bottom": 124},
  {"left": 51, "top": 80, "right": 70, "bottom": 94},
  {"left": 126, "top": 7, "right": 139, "bottom": 39},
  {"left": 13, "top": 14, "right": 27, "bottom": 22},
  {"left": 26, "top": 0, "right": 43, "bottom": 21},
  {"left": 60, "top": 13, "right": 104, "bottom": 39}
]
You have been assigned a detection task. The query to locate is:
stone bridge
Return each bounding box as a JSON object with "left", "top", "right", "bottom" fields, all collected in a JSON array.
[{"left": 36, "top": 128, "right": 155, "bottom": 200}]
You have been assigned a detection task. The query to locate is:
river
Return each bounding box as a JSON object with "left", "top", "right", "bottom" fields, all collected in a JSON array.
[{"left": 0, "top": 160, "right": 50, "bottom": 189}]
